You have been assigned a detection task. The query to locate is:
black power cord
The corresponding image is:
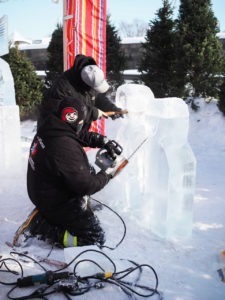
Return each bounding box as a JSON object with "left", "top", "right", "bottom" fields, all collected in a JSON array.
[
  {"left": 0, "top": 258, "right": 23, "bottom": 285},
  {"left": 1, "top": 197, "right": 160, "bottom": 299},
  {"left": 1, "top": 249, "right": 162, "bottom": 300},
  {"left": 90, "top": 197, "right": 127, "bottom": 250}
]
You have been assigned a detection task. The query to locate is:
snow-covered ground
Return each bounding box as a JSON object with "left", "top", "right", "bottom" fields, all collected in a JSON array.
[{"left": 1, "top": 98, "right": 225, "bottom": 299}]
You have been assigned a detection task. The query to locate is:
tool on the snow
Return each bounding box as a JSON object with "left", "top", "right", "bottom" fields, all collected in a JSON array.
[
  {"left": 17, "top": 270, "right": 71, "bottom": 287},
  {"left": 217, "top": 267, "right": 225, "bottom": 282},
  {"left": 6, "top": 242, "right": 68, "bottom": 268},
  {"left": 217, "top": 250, "right": 225, "bottom": 282},
  {"left": 1, "top": 249, "right": 161, "bottom": 299},
  {"left": 95, "top": 138, "right": 148, "bottom": 178}
]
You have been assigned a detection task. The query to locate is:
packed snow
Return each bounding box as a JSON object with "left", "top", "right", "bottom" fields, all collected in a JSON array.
[{"left": 1, "top": 85, "right": 225, "bottom": 299}]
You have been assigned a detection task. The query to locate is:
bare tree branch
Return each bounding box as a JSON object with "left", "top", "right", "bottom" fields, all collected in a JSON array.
[{"left": 119, "top": 19, "right": 148, "bottom": 38}]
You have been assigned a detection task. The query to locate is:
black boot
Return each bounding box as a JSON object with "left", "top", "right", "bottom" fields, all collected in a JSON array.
[{"left": 13, "top": 209, "right": 64, "bottom": 247}]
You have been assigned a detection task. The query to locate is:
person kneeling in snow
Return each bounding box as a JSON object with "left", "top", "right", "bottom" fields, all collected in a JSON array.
[{"left": 14, "top": 97, "right": 120, "bottom": 248}]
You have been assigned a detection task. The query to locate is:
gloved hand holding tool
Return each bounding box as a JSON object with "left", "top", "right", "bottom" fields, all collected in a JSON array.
[
  {"left": 95, "top": 140, "right": 128, "bottom": 178},
  {"left": 95, "top": 137, "right": 148, "bottom": 179},
  {"left": 98, "top": 109, "right": 128, "bottom": 119},
  {"left": 104, "top": 140, "right": 123, "bottom": 159},
  {"left": 106, "top": 109, "right": 128, "bottom": 119}
]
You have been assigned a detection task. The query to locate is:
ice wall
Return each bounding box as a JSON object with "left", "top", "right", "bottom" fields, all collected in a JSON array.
[
  {"left": 0, "top": 58, "right": 22, "bottom": 178},
  {"left": 110, "top": 83, "right": 196, "bottom": 240}
]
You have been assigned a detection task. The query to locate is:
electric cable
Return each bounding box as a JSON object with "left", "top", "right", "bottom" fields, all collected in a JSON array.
[
  {"left": 1, "top": 249, "right": 162, "bottom": 300},
  {"left": 1, "top": 197, "right": 160, "bottom": 300},
  {"left": 0, "top": 258, "right": 23, "bottom": 285},
  {"left": 90, "top": 196, "right": 127, "bottom": 250},
  {"left": 10, "top": 251, "right": 48, "bottom": 272}
]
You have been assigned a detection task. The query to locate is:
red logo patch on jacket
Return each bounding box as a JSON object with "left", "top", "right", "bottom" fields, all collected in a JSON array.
[{"left": 61, "top": 107, "right": 78, "bottom": 123}]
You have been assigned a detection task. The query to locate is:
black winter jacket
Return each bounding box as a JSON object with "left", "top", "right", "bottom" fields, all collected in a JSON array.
[
  {"left": 27, "top": 114, "right": 110, "bottom": 226},
  {"left": 38, "top": 54, "right": 120, "bottom": 133}
]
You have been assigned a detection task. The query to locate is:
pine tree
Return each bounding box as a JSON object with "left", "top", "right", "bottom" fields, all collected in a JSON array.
[
  {"left": 45, "top": 23, "right": 63, "bottom": 87},
  {"left": 106, "top": 16, "right": 125, "bottom": 87},
  {"left": 3, "top": 47, "right": 43, "bottom": 118},
  {"left": 139, "top": 0, "right": 179, "bottom": 97},
  {"left": 218, "top": 72, "right": 225, "bottom": 115},
  {"left": 176, "top": 0, "right": 224, "bottom": 98}
]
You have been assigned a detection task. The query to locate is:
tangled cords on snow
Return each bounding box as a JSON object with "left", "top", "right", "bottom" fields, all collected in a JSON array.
[{"left": 1, "top": 249, "right": 163, "bottom": 299}]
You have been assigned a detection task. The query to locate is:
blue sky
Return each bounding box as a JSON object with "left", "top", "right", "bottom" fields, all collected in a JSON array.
[{"left": 0, "top": 0, "right": 224, "bottom": 39}]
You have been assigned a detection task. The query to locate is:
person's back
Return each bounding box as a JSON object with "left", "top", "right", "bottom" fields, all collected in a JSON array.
[
  {"left": 38, "top": 54, "right": 98, "bottom": 129},
  {"left": 38, "top": 54, "right": 123, "bottom": 132},
  {"left": 14, "top": 97, "right": 122, "bottom": 248},
  {"left": 28, "top": 109, "right": 110, "bottom": 217}
]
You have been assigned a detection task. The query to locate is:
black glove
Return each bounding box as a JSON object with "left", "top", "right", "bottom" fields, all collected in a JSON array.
[
  {"left": 104, "top": 140, "right": 123, "bottom": 159},
  {"left": 110, "top": 109, "right": 124, "bottom": 120}
]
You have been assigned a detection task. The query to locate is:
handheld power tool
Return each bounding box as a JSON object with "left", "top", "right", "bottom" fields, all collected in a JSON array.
[
  {"left": 95, "top": 140, "right": 128, "bottom": 178},
  {"left": 95, "top": 138, "right": 148, "bottom": 178},
  {"left": 17, "top": 271, "right": 71, "bottom": 287}
]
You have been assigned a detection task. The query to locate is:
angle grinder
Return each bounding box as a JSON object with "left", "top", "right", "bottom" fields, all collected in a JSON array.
[{"left": 95, "top": 140, "right": 128, "bottom": 178}]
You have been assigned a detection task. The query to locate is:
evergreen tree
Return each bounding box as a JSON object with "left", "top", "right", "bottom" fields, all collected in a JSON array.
[
  {"left": 106, "top": 16, "right": 125, "bottom": 87},
  {"left": 176, "top": 0, "right": 224, "bottom": 98},
  {"left": 218, "top": 72, "right": 225, "bottom": 115},
  {"left": 3, "top": 47, "right": 43, "bottom": 118},
  {"left": 45, "top": 23, "right": 63, "bottom": 87},
  {"left": 139, "top": 0, "right": 179, "bottom": 97}
]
